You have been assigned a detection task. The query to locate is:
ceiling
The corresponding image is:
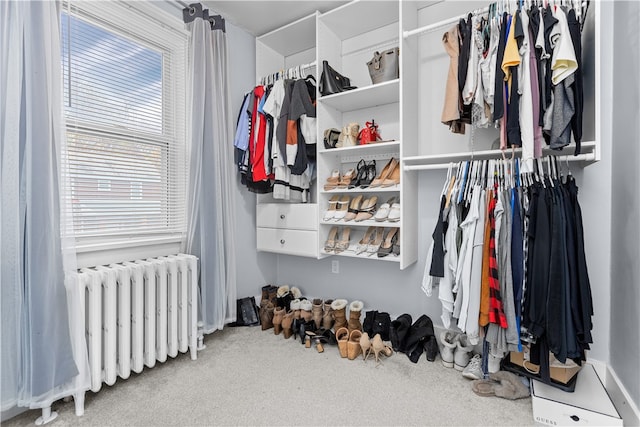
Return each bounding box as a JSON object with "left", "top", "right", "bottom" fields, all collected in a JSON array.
[{"left": 203, "top": 1, "right": 348, "bottom": 36}]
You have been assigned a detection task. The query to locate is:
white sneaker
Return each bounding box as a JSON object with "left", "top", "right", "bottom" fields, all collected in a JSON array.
[
  {"left": 454, "top": 334, "right": 473, "bottom": 371},
  {"left": 488, "top": 353, "right": 503, "bottom": 373},
  {"left": 439, "top": 331, "right": 458, "bottom": 368},
  {"left": 462, "top": 354, "right": 483, "bottom": 380}
]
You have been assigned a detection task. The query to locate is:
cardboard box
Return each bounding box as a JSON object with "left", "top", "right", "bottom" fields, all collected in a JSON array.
[
  {"left": 509, "top": 350, "right": 582, "bottom": 384},
  {"left": 531, "top": 364, "right": 623, "bottom": 426}
]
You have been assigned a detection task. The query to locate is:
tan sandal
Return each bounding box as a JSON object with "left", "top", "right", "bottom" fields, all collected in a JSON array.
[{"left": 324, "top": 169, "right": 341, "bottom": 190}]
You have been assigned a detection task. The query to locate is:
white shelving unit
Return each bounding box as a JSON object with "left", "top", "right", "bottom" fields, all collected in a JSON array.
[
  {"left": 316, "top": 1, "right": 417, "bottom": 269},
  {"left": 254, "top": 13, "right": 320, "bottom": 258}
]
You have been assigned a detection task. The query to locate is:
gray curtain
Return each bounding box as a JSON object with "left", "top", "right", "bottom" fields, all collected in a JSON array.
[
  {"left": 1, "top": 0, "right": 89, "bottom": 412},
  {"left": 184, "top": 11, "right": 237, "bottom": 333}
]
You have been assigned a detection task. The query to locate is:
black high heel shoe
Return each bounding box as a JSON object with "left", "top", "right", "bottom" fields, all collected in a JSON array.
[
  {"left": 349, "top": 159, "right": 367, "bottom": 189},
  {"left": 299, "top": 320, "right": 316, "bottom": 345},
  {"left": 359, "top": 160, "right": 377, "bottom": 188}
]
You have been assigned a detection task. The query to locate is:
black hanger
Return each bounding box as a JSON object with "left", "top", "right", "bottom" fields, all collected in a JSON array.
[{"left": 305, "top": 74, "right": 316, "bottom": 83}]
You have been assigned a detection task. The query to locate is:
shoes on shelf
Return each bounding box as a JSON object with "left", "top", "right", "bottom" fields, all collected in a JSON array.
[
  {"left": 358, "top": 160, "right": 377, "bottom": 188},
  {"left": 371, "top": 333, "right": 393, "bottom": 363},
  {"left": 337, "top": 168, "right": 357, "bottom": 189},
  {"left": 374, "top": 197, "right": 396, "bottom": 222},
  {"left": 355, "top": 196, "right": 378, "bottom": 222},
  {"left": 392, "top": 232, "right": 401, "bottom": 256},
  {"left": 367, "top": 227, "right": 385, "bottom": 256},
  {"left": 355, "top": 226, "right": 376, "bottom": 255},
  {"left": 324, "top": 169, "right": 341, "bottom": 190},
  {"left": 333, "top": 195, "right": 350, "bottom": 221},
  {"left": 334, "top": 227, "right": 351, "bottom": 253},
  {"left": 387, "top": 200, "right": 400, "bottom": 222},
  {"left": 323, "top": 195, "right": 341, "bottom": 221},
  {"left": 347, "top": 329, "right": 363, "bottom": 360},
  {"left": 381, "top": 160, "right": 400, "bottom": 187},
  {"left": 324, "top": 226, "right": 339, "bottom": 253},
  {"left": 344, "top": 195, "right": 363, "bottom": 222},
  {"left": 349, "top": 159, "right": 367, "bottom": 189},
  {"left": 377, "top": 228, "right": 398, "bottom": 258},
  {"left": 369, "top": 157, "right": 398, "bottom": 188}
]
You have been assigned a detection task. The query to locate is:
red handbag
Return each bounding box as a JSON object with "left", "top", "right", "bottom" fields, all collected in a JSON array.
[{"left": 357, "top": 120, "right": 381, "bottom": 145}]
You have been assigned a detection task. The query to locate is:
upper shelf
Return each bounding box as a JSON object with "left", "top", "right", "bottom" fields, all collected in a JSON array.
[
  {"left": 320, "top": 140, "right": 400, "bottom": 157},
  {"left": 257, "top": 13, "right": 316, "bottom": 57},
  {"left": 319, "top": 1, "right": 398, "bottom": 40},
  {"left": 318, "top": 79, "right": 400, "bottom": 112}
]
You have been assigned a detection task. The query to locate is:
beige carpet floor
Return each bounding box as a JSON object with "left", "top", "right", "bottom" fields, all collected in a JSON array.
[{"left": 6, "top": 326, "right": 534, "bottom": 426}]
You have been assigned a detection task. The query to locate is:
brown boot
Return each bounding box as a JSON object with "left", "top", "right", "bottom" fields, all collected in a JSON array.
[
  {"left": 261, "top": 285, "right": 271, "bottom": 302},
  {"left": 268, "top": 286, "right": 278, "bottom": 306},
  {"left": 322, "top": 299, "right": 334, "bottom": 330},
  {"left": 273, "top": 306, "right": 285, "bottom": 335},
  {"left": 300, "top": 299, "right": 313, "bottom": 322},
  {"left": 290, "top": 299, "right": 301, "bottom": 320},
  {"left": 260, "top": 300, "right": 274, "bottom": 331},
  {"left": 282, "top": 310, "right": 295, "bottom": 339},
  {"left": 312, "top": 299, "right": 324, "bottom": 329},
  {"left": 331, "top": 299, "right": 348, "bottom": 331},
  {"left": 347, "top": 300, "right": 364, "bottom": 332}
]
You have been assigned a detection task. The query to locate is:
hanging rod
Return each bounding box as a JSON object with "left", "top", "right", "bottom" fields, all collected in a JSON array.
[
  {"left": 342, "top": 38, "right": 399, "bottom": 57},
  {"left": 403, "top": 6, "right": 490, "bottom": 39},
  {"left": 403, "top": 152, "right": 596, "bottom": 172}
]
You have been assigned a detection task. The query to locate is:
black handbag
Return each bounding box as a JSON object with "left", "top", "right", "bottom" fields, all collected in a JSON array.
[
  {"left": 363, "top": 310, "right": 392, "bottom": 341},
  {"left": 319, "top": 60, "right": 357, "bottom": 96},
  {"left": 234, "top": 296, "right": 259, "bottom": 326}
]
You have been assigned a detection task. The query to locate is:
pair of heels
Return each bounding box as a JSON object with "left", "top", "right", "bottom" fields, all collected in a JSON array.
[
  {"left": 370, "top": 157, "right": 400, "bottom": 188},
  {"left": 351, "top": 159, "right": 377, "bottom": 188},
  {"left": 377, "top": 228, "right": 399, "bottom": 258},
  {"left": 323, "top": 195, "right": 351, "bottom": 221},
  {"left": 324, "top": 226, "right": 351, "bottom": 253},
  {"left": 324, "top": 168, "right": 358, "bottom": 190},
  {"left": 336, "top": 327, "right": 369, "bottom": 360},
  {"left": 344, "top": 195, "right": 378, "bottom": 222},
  {"left": 359, "top": 332, "right": 393, "bottom": 363}
]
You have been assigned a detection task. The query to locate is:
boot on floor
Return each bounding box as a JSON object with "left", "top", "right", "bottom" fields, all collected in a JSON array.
[
  {"left": 322, "top": 299, "right": 334, "bottom": 330},
  {"left": 312, "top": 298, "right": 324, "bottom": 330},
  {"left": 347, "top": 300, "right": 364, "bottom": 332},
  {"left": 331, "top": 299, "right": 348, "bottom": 330},
  {"left": 273, "top": 306, "right": 285, "bottom": 335},
  {"left": 259, "top": 300, "right": 274, "bottom": 331}
]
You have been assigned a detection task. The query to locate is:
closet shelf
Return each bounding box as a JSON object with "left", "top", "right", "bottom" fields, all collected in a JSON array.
[
  {"left": 319, "top": 1, "right": 398, "bottom": 40},
  {"left": 320, "top": 219, "right": 401, "bottom": 227},
  {"left": 321, "top": 249, "right": 401, "bottom": 263},
  {"left": 318, "top": 79, "right": 399, "bottom": 112},
  {"left": 320, "top": 140, "right": 400, "bottom": 155},
  {"left": 321, "top": 186, "right": 400, "bottom": 195},
  {"left": 403, "top": 141, "right": 598, "bottom": 171}
]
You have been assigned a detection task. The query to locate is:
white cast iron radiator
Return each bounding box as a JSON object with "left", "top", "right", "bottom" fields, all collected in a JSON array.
[{"left": 79, "top": 254, "right": 199, "bottom": 395}]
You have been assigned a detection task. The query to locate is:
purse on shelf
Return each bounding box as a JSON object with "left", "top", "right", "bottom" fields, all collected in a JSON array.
[
  {"left": 323, "top": 128, "right": 341, "bottom": 149},
  {"left": 319, "top": 60, "right": 357, "bottom": 96},
  {"left": 367, "top": 47, "right": 400, "bottom": 85},
  {"left": 358, "top": 120, "right": 382, "bottom": 145},
  {"left": 337, "top": 122, "right": 359, "bottom": 147}
]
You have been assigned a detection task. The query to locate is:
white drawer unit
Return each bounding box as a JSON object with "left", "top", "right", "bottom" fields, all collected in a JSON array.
[
  {"left": 257, "top": 203, "right": 318, "bottom": 231},
  {"left": 256, "top": 228, "right": 318, "bottom": 258},
  {"left": 531, "top": 364, "right": 623, "bottom": 426}
]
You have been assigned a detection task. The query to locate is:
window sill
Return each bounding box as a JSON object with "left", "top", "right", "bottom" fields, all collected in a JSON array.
[{"left": 75, "top": 234, "right": 185, "bottom": 269}]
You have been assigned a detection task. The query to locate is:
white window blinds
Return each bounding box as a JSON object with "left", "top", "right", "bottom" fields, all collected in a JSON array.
[{"left": 61, "top": 4, "right": 187, "bottom": 244}]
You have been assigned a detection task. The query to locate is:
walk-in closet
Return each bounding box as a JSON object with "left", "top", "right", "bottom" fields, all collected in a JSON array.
[{"left": 2, "top": 1, "right": 638, "bottom": 426}]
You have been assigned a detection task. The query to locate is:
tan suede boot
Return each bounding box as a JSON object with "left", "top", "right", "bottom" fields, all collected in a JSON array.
[
  {"left": 312, "top": 298, "right": 324, "bottom": 329},
  {"left": 331, "top": 299, "right": 348, "bottom": 330},
  {"left": 347, "top": 300, "right": 364, "bottom": 332},
  {"left": 273, "top": 306, "right": 285, "bottom": 335},
  {"left": 300, "top": 299, "right": 313, "bottom": 322},
  {"left": 260, "top": 300, "right": 274, "bottom": 331},
  {"left": 282, "top": 310, "right": 295, "bottom": 339},
  {"left": 322, "top": 299, "right": 334, "bottom": 330}
]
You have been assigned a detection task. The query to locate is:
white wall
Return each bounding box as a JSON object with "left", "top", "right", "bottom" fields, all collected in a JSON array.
[{"left": 610, "top": 0, "right": 640, "bottom": 411}]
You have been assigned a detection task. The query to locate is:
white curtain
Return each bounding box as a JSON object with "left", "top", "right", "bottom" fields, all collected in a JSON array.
[
  {"left": 1, "top": 0, "right": 89, "bottom": 413},
  {"left": 185, "top": 14, "right": 237, "bottom": 333}
]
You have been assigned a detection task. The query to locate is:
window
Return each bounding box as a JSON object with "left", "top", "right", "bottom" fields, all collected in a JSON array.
[{"left": 61, "top": 2, "right": 187, "bottom": 249}]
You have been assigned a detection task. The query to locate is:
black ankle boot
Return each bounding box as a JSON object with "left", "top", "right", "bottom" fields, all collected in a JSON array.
[
  {"left": 424, "top": 335, "right": 439, "bottom": 362},
  {"left": 390, "top": 313, "right": 412, "bottom": 353},
  {"left": 404, "top": 315, "right": 435, "bottom": 363}
]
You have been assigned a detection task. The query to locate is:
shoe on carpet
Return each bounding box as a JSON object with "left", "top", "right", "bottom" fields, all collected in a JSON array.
[{"left": 462, "top": 354, "right": 483, "bottom": 380}]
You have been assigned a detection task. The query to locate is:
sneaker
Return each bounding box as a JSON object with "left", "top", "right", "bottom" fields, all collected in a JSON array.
[
  {"left": 454, "top": 334, "right": 473, "bottom": 371},
  {"left": 462, "top": 354, "right": 483, "bottom": 380},
  {"left": 439, "top": 331, "right": 458, "bottom": 368},
  {"left": 488, "top": 352, "right": 503, "bottom": 373}
]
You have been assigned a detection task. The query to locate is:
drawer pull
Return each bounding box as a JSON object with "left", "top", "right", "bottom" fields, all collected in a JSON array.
[
  {"left": 570, "top": 415, "right": 580, "bottom": 422},
  {"left": 280, "top": 239, "right": 285, "bottom": 244},
  {"left": 280, "top": 214, "right": 286, "bottom": 219}
]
